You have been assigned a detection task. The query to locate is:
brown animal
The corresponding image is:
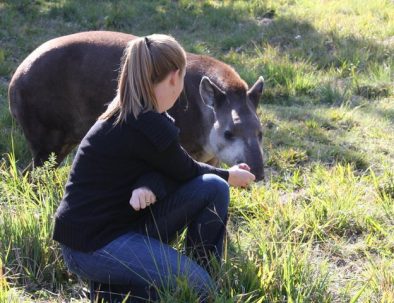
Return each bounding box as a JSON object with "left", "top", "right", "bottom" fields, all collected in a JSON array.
[{"left": 8, "top": 31, "right": 265, "bottom": 180}]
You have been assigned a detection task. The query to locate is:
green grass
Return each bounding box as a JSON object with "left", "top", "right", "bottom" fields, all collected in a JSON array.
[{"left": 0, "top": 0, "right": 393, "bottom": 302}]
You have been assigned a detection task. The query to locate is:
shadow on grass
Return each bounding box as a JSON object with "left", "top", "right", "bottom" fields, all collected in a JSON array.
[
  {"left": 262, "top": 105, "right": 370, "bottom": 171},
  {"left": 2, "top": 0, "right": 391, "bottom": 66},
  {"left": 363, "top": 105, "right": 394, "bottom": 124}
]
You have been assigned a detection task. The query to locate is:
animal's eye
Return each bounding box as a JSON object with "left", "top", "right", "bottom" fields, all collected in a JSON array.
[
  {"left": 224, "top": 130, "right": 235, "bottom": 140},
  {"left": 258, "top": 131, "right": 263, "bottom": 141}
]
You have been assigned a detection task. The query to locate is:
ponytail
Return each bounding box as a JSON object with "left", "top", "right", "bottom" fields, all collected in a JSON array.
[{"left": 99, "top": 34, "right": 187, "bottom": 124}]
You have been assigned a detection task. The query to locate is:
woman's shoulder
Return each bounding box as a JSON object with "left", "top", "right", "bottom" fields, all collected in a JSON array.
[
  {"left": 135, "top": 110, "right": 175, "bottom": 125},
  {"left": 131, "top": 111, "right": 180, "bottom": 151}
]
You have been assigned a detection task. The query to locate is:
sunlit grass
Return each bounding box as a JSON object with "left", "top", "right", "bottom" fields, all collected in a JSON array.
[
  {"left": 1, "top": 150, "right": 394, "bottom": 301},
  {"left": 0, "top": 154, "right": 70, "bottom": 299}
]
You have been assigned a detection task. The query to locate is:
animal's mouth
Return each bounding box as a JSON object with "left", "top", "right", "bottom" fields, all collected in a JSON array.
[{"left": 255, "top": 174, "right": 265, "bottom": 182}]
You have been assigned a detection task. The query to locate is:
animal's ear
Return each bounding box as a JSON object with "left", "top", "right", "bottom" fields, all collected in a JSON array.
[
  {"left": 199, "top": 76, "right": 226, "bottom": 110},
  {"left": 247, "top": 76, "right": 264, "bottom": 109}
]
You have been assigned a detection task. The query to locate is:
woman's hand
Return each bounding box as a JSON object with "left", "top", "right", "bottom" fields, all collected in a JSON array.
[
  {"left": 228, "top": 163, "right": 256, "bottom": 187},
  {"left": 129, "top": 187, "right": 157, "bottom": 211}
]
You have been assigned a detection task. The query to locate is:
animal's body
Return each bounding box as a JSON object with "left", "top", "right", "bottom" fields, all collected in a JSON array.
[{"left": 9, "top": 31, "right": 265, "bottom": 180}]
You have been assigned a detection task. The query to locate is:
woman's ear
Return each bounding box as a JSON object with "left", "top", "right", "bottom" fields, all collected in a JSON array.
[{"left": 168, "top": 70, "right": 179, "bottom": 86}]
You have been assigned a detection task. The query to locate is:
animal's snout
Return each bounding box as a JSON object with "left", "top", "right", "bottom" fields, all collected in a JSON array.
[
  {"left": 236, "top": 159, "right": 264, "bottom": 182},
  {"left": 251, "top": 166, "right": 265, "bottom": 182},
  {"left": 255, "top": 173, "right": 264, "bottom": 182}
]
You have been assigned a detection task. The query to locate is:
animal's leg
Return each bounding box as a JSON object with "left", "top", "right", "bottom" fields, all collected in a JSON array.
[
  {"left": 31, "top": 141, "right": 76, "bottom": 168},
  {"left": 22, "top": 142, "right": 75, "bottom": 175},
  {"left": 26, "top": 123, "right": 76, "bottom": 169}
]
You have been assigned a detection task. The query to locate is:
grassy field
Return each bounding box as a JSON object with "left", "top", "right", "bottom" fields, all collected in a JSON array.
[{"left": 0, "top": 0, "right": 393, "bottom": 302}]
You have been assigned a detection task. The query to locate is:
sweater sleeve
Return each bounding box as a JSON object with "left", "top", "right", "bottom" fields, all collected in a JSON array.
[
  {"left": 130, "top": 172, "right": 168, "bottom": 200},
  {"left": 130, "top": 171, "right": 180, "bottom": 200},
  {"left": 134, "top": 135, "right": 229, "bottom": 182},
  {"left": 131, "top": 110, "right": 229, "bottom": 182}
]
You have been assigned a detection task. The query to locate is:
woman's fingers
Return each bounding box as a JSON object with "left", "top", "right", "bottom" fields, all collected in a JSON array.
[
  {"left": 138, "top": 192, "right": 147, "bottom": 209},
  {"left": 129, "top": 187, "right": 157, "bottom": 211},
  {"left": 148, "top": 191, "right": 157, "bottom": 204},
  {"left": 139, "top": 189, "right": 154, "bottom": 209},
  {"left": 249, "top": 171, "right": 256, "bottom": 182},
  {"left": 144, "top": 190, "right": 156, "bottom": 205},
  {"left": 130, "top": 195, "right": 140, "bottom": 211},
  {"left": 238, "top": 163, "right": 251, "bottom": 171},
  {"left": 239, "top": 170, "right": 255, "bottom": 187}
]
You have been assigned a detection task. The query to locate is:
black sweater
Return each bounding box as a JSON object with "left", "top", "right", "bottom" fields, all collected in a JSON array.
[{"left": 53, "top": 111, "right": 229, "bottom": 252}]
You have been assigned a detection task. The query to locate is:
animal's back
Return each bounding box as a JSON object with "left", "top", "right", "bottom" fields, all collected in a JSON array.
[
  {"left": 8, "top": 31, "right": 135, "bottom": 165},
  {"left": 9, "top": 31, "right": 134, "bottom": 121}
]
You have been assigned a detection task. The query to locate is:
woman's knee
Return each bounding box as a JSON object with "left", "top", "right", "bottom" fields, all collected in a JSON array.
[{"left": 201, "top": 174, "right": 230, "bottom": 202}]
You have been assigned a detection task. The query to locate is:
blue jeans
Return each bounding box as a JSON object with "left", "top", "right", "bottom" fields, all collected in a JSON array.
[{"left": 61, "top": 174, "right": 230, "bottom": 302}]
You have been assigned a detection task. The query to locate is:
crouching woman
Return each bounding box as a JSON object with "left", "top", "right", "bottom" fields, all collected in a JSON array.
[{"left": 53, "top": 34, "right": 255, "bottom": 302}]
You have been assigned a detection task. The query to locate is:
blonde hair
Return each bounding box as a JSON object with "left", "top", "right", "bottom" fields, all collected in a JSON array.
[{"left": 99, "top": 34, "right": 187, "bottom": 123}]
